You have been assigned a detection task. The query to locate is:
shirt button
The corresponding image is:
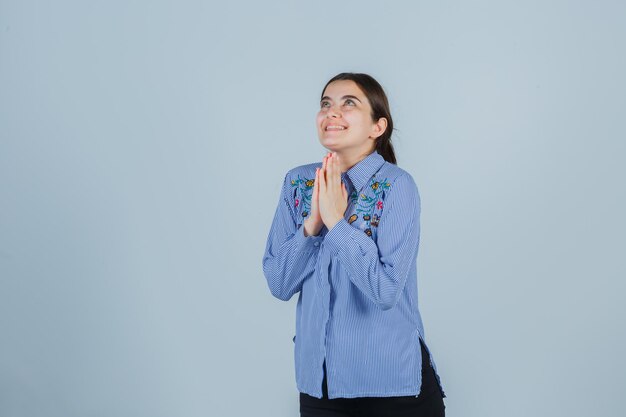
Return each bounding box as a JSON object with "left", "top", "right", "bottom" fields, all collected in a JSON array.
[{"left": 314, "top": 242, "right": 320, "bottom": 247}]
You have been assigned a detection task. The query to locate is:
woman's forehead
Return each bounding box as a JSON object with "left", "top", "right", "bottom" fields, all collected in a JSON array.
[
  {"left": 325, "top": 79, "right": 357, "bottom": 94},
  {"left": 323, "top": 80, "right": 366, "bottom": 101}
]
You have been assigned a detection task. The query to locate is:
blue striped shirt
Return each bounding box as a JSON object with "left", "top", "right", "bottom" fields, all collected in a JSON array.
[{"left": 262, "top": 150, "right": 446, "bottom": 399}]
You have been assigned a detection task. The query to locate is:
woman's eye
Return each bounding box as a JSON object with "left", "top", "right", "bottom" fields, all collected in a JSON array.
[
  {"left": 321, "top": 101, "right": 329, "bottom": 108},
  {"left": 344, "top": 99, "right": 355, "bottom": 106}
]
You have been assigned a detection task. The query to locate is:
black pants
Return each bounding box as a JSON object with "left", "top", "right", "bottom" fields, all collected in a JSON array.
[{"left": 300, "top": 339, "right": 446, "bottom": 417}]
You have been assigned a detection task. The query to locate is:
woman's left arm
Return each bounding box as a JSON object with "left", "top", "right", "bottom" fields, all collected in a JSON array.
[{"left": 323, "top": 173, "right": 420, "bottom": 311}]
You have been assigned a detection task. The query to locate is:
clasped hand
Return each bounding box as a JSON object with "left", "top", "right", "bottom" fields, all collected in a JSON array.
[{"left": 303, "top": 152, "right": 348, "bottom": 237}]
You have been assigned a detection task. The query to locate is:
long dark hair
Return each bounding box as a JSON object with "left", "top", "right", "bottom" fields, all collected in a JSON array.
[{"left": 320, "top": 72, "right": 397, "bottom": 165}]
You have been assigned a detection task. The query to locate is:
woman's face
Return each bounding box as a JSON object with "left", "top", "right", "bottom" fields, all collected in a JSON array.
[{"left": 316, "top": 80, "right": 384, "bottom": 154}]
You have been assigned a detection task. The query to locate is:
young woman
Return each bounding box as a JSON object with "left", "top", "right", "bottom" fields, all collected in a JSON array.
[{"left": 262, "top": 72, "right": 446, "bottom": 417}]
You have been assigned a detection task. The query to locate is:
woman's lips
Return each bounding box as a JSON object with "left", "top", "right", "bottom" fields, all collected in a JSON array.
[{"left": 325, "top": 125, "right": 348, "bottom": 131}]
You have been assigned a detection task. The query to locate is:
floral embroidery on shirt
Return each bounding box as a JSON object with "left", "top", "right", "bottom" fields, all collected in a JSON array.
[
  {"left": 349, "top": 176, "right": 390, "bottom": 235},
  {"left": 290, "top": 173, "right": 390, "bottom": 233},
  {"left": 291, "top": 175, "right": 314, "bottom": 218}
]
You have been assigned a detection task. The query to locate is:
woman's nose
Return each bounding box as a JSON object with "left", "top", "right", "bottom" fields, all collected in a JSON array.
[{"left": 327, "top": 104, "right": 341, "bottom": 117}]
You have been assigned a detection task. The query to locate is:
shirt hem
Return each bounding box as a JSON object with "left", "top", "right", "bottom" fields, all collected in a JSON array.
[{"left": 299, "top": 388, "right": 423, "bottom": 400}]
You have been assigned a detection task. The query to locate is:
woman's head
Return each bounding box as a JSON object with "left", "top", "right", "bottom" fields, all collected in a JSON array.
[{"left": 317, "top": 72, "right": 396, "bottom": 164}]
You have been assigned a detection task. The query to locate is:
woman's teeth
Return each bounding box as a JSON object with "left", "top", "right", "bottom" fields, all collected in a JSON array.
[{"left": 326, "top": 126, "right": 346, "bottom": 131}]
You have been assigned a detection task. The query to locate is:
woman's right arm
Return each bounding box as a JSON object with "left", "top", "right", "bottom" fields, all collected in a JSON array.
[{"left": 262, "top": 172, "right": 323, "bottom": 301}]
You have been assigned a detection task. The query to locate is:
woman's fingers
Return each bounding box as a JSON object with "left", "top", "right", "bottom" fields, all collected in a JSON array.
[
  {"left": 324, "top": 153, "right": 331, "bottom": 184},
  {"left": 316, "top": 167, "right": 321, "bottom": 197},
  {"left": 327, "top": 153, "right": 335, "bottom": 190},
  {"left": 330, "top": 152, "right": 340, "bottom": 193},
  {"left": 320, "top": 152, "right": 344, "bottom": 194},
  {"left": 319, "top": 157, "right": 326, "bottom": 191}
]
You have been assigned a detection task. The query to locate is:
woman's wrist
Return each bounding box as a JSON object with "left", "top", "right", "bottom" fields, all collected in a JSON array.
[{"left": 303, "top": 218, "right": 322, "bottom": 237}]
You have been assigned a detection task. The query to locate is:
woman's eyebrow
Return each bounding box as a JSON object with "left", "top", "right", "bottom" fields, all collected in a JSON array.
[{"left": 321, "top": 95, "right": 362, "bottom": 103}]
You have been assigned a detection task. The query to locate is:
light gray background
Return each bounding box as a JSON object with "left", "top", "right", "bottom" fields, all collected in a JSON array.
[{"left": 1, "top": 1, "right": 625, "bottom": 416}]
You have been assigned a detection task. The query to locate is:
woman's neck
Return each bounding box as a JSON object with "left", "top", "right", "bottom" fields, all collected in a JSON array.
[{"left": 336, "top": 147, "right": 375, "bottom": 173}]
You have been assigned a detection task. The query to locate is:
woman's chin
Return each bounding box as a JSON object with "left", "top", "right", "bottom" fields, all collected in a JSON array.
[
  {"left": 319, "top": 135, "right": 343, "bottom": 145},
  {"left": 319, "top": 140, "right": 340, "bottom": 151}
]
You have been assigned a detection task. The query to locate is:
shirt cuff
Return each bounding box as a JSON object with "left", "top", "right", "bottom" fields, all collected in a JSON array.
[
  {"left": 294, "top": 222, "right": 324, "bottom": 251},
  {"left": 323, "top": 218, "right": 358, "bottom": 255}
]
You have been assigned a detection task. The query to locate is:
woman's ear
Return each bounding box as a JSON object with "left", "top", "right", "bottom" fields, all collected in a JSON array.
[{"left": 370, "top": 117, "right": 388, "bottom": 139}]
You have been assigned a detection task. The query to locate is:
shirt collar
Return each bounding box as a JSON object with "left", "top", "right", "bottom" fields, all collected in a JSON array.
[{"left": 340, "top": 149, "right": 386, "bottom": 193}]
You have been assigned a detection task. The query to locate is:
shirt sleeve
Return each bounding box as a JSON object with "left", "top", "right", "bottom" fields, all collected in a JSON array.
[
  {"left": 262, "top": 172, "right": 324, "bottom": 301},
  {"left": 323, "top": 173, "right": 420, "bottom": 311}
]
